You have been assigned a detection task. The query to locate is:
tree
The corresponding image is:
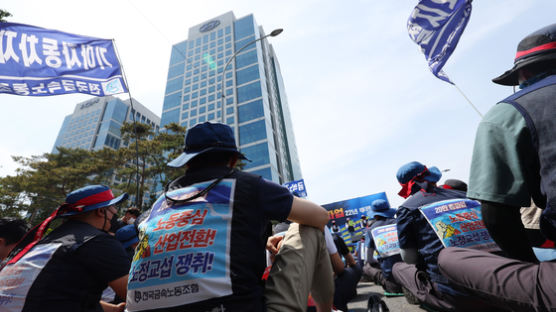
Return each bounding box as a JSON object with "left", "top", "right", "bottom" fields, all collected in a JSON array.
[
  {"left": 0, "top": 147, "right": 125, "bottom": 224},
  {"left": 0, "top": 9, "right": 12, "bottom": 22},
  {"left": 116, "top": 122, "right": 186, "bottom": 210}
]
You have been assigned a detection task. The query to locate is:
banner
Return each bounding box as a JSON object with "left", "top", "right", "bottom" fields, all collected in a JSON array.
[
  {"left": 419, "top": 198, "right": 499, "bottom": 251},
  {"left": 371, "top": 224, "right": 401, "bottom": 258},
  {"left": 0, "top": 23, "right": 127, "bottom": 97},
  {"left": 283, "top": 179, "right": 307, "bottom": 198},
  {"left": 324, "top": 192, "right": 389, "bottom": 244},
  {"left": 407, "top": 0, "right": 472, "bottom": 84},
  {"left": 127, "top": 179, "right": 235, "bottom": 311}
]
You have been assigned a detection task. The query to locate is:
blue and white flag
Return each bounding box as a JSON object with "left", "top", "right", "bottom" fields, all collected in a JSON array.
[
  {"left": 284, "top": 179, "right": 307, "bottom": 198},
  {"left": 0, "top": 23, "right": 127, "bottom": 97},
  {"left": 407, "top": 0, "right": 472, "bottom": 84}
]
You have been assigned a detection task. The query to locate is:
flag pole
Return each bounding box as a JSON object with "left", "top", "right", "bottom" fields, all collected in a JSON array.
[
  {"left": 451, "top": 80, "right": 483, "bottom": 118},
  {"left": 112, "top": 39, "right": 141, "bottom": 209}
]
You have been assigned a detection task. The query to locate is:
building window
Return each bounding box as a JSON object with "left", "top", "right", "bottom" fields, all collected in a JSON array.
[
  {"left": 237, "top": 81, "right": 262, "bottom": 103},
  {"left": 239, "top": 119, "right": 267, "bottom": 145},
  {"left": 238, "top": 99, "right": 264, "bottom": 122},
  {"left": 242, "top": 143, "right": 270, "bottom": 169},
  {"left": 236, "top": 64, "right": 260, "bottom": 85}
]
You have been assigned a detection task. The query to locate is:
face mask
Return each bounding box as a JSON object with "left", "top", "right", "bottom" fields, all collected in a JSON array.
[
  {"left": 110, "top": 213, "right": 120, "bottom": 228},
  {"left": 127, "top": 218, "right": 136, "bottom": 225}
]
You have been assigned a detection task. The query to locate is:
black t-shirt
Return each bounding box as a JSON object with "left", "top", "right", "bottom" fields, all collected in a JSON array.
[
  {"left": 23, "top": 220, "right": 130, "bottom": 312},
  {"left": 129, "top": 166, "right": 292, "bottom": 312}
]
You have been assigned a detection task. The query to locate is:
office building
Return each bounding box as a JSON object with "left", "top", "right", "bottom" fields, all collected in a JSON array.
[
  {"left": 52, "top": 96, "right": 160, "bottom": 152},
  {"left": 160, "top": 11, "right": 302, "bottom": 183}
]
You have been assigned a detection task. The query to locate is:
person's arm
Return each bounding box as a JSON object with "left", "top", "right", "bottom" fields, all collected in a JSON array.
[
  {"left": 108, "top": 274, "right": 129, "bottom": 300},
  {"left": 287, "top": 197, "right": 329, "bottom": 230},
  {"left": 330, "top": 252, "right": 345, "bottom": 275},
  {"left": 343, "top": 251, "right": 357, "bottom": 267},
  {"left": 481, "top": 201, "right": 538, "bottom": 262}
]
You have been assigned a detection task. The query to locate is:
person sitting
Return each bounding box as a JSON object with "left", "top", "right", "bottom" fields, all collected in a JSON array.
[
  {"left": 439, "top": 23, "right": 556, "bottom": 312},
  {"left": 0, "top": 185, "right": 130, "bottom": 312},
  {"left": 125, "top": 122, "right": 333, "bottom": 312},
  {"left": 0, "top": 217, "right": 29, "bottom": 264},
  {"left": 392, "top": 161, "right": 497, "bottom": 311},
  {"left": 363, "top": 199, "right": 403, "bottom": 296},
  {"left": 330, "top": 230, "right": 362, "bottom": 312}
]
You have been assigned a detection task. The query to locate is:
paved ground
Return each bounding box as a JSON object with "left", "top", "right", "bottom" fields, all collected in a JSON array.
[{"left": 347, "top": 281, "right": 425, "bottom": 312}]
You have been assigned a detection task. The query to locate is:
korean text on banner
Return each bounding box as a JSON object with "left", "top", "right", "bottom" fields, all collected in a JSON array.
[
  {"left": 419, "top": 198, "right": 500, "bottom": 252},
  {"left": 407, "top": 0, "right": 473, "bottom": 84},
  {"left": 0, "top": 23, "right": 128, "bottom": 97}
]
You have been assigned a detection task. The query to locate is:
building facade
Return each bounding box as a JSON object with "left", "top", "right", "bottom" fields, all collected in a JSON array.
[
  {"left": 52, "top": 96, "right": 160, "bottom": 152},
  {"left": 161, "top": 11, "right": 302, "bottom": 183},
  {"left": 52, "top": 96, "right": 161, "bottom": 204}
]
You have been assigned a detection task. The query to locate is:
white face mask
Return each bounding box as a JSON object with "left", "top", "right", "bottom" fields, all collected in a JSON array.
[{"left": 127, "top": 218, "right": 136, "bottom": 225}]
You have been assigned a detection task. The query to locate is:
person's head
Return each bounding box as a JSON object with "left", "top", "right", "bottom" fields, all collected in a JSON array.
[
  {"left": 369, "top": 199, "right": 396, "bottom": 220},
  {"left": 441, "top": 179, "right": 468, "bottom": 192},
  {"left": 115, "top": 224, "right": 139, "bottom": 250},
  {"left": 0, "top": 217, "right": 29, "bottom": 259},
  {"left": 493, "top": 23, "right": 556, "bottom": 86},
  {"left": 122, "top": 207, "right": 141, "bottom": 224},
  {"left": 396, "top": 161, "right": 442, "bottom": 198},
  {"left": 60, "top": 185, "right": 129, "bottom": 232},
  {"left": 167, "top": 122, "right": 248, "bottom": 169}
]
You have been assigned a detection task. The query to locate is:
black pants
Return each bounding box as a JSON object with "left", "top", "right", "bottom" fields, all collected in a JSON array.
[{"left": 333, "top": 264, "right": 362, "bottom": 312}]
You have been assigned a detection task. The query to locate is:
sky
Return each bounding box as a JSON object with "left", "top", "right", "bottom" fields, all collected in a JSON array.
[{"left": 1, "top": 0, "right": 555, "bottom": 209}]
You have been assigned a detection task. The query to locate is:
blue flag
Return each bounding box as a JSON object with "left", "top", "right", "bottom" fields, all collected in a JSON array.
[
  {"left": 0, "top": 23, "right": 127, "bottom": 96},
  {"left": 408, "top": 0, "right": 472, "bottom": 84}
]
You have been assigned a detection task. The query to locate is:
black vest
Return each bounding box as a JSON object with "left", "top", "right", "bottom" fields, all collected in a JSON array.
[
  {"left": 133, "top": 167, "right": 271, "bottom": 312},
  {"left": 502, "top": 75, "right": 556, "bottom": 240},
  {"left": 0, "top": 221, "right": 104, "bottom": 312}
]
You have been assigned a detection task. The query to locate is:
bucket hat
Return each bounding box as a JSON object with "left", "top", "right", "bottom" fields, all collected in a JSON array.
[
  {"left": 369, "top": 199, "right": 396, "bottom": 218},
  {"left": 493, "top": 23, "right": 556, "bottom": 86},
  {"left": 167, "top": 122, "right": 248, "bottom": 168},
  {"left": 59, "top": 185, "right": 128, "bottom": 217},
  {"left": 115, "top": 224, "right": 139, "bottom": 249},
  {"left": 397, "top": 161, "right": 442, "bottom": 198}
]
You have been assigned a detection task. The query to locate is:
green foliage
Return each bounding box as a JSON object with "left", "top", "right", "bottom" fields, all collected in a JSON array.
[
  {"left": 0, "top": 9, "right": 12, "bottom": 22},
  {"left": 117, "top": 122, "right": 186, "bottom": 209},
  {"left": 0, "top": 122, "right": 186, "bottom": 223}
]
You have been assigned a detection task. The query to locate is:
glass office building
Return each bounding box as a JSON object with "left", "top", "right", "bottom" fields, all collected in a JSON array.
[
  {"left": 161, "top": 12, "right": 302, "bottom": 183},
  {"left": 52, "top": 96, "right": 160, "bottom": 153}
]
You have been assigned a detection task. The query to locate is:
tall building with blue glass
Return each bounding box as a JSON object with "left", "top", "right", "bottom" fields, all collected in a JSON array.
[
  {"left": 52, "top": 96, "right": 160, "bottom": 152},
  {"left": 161, "top": 11, "right": 302, "bottom": 183}
]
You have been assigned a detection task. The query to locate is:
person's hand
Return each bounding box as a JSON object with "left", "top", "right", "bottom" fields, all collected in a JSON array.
[
  {"left": 266, "top": 235, "right": 284, "bottom": 255},
  {"left": 100, "top": 301, "right": 125, "bottom": 312}
]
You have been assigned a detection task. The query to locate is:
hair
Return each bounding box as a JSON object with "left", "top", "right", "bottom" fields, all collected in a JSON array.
[
  {"left": 125, "top": 207, "right": 141, "bottom": 217},
  {"left": 0, "top": 217, "right": 29, "bottom": 244},
  {"left": 186, "top": 151, "right": 237, "bottom": 168}
]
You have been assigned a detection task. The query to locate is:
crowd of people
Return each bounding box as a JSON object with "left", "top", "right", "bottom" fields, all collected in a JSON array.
[{"left": 1, "top": 23, "right": 556, "bottom": 312}]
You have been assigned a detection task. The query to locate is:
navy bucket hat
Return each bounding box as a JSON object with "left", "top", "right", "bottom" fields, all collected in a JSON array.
[
  {"left": 59, "top": 185, "right": 128, "bottom": 217},
  {"left": 168, "top": 122, "right": 248, "bottom": 168},
  {"left": 369, "top": 199, "right": 396, "bottom": 218},
  {"left": 115, "top": 224, "right": 139, "bottom": 249},
  {"left": 493, "top": 23, "right": 556, "bottom": 86},
  {"left": 397, "top": 161, "right": 442, "bottom": 198}
]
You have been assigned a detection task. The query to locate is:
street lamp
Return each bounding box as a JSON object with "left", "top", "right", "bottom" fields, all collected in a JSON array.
[{"left": 219, "top": 28, "right": 283, "bottom": 124}]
